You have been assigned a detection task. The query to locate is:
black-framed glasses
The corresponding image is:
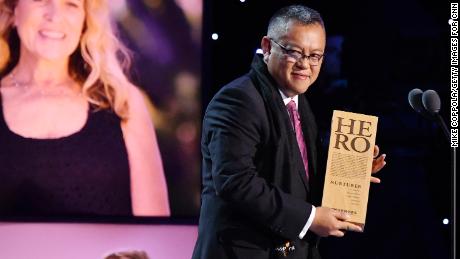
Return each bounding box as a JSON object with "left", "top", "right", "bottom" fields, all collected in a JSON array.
[{"left": 270, "top": 38, "right": 324, "bottom": 66}]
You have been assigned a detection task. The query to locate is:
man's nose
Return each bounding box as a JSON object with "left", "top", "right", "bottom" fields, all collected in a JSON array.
[{"left": 296, "top": 56, "right": 312, "bottom": 70}]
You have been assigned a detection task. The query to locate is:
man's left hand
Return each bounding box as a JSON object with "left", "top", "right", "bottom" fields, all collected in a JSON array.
[{"left": 371, "top": 145, "right": 386, "bottom": 183}]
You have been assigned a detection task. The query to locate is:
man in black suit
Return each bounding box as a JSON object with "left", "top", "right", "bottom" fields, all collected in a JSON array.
[{"left": 193, "top": 5, "right": 386, "bottom": 259}]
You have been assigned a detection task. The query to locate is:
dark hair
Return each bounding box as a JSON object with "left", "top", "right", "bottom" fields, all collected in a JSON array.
[{"left": 267, "top": 5, "right": 324, "bottom": 39}]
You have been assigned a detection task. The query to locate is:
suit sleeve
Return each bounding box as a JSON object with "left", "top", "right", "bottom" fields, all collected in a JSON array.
[{"left": 203, "top": 85, "right": 313, "bottom": 240}]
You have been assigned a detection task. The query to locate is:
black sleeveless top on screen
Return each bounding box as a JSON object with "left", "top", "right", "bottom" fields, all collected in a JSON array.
[{"left": 0, "top": 97, "right": 132, "bottom": 218}]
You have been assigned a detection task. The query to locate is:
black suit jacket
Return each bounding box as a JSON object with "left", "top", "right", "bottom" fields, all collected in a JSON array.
[{"left": 193, "top": 55, "right": 324, "bottom": 259}]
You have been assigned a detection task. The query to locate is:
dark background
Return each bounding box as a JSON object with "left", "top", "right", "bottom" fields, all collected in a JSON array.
[{"left": 202, "top": 0, "right": 453, "bottom": 258}]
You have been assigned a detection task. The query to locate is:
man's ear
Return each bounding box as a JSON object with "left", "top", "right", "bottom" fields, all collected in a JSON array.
[{"left": 261, "top": 36, "right": 271, "bottom": 63}]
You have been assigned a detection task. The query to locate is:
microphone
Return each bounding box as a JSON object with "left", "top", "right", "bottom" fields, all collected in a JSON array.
[
  {"left": 422, "top": 90, "right": 450, "bottom": 141},
  {"left": 422, "top": 89, "right": 441, "bottom": 115},
  {"left": 408, "top": 88, "right": 449, "bottom": 141},
  {"left": 408, "top": 88, "right": 434, "bottom": 119}
]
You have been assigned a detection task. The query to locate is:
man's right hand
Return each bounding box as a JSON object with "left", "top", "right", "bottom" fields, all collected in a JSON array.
[{"left": 309, "top": 207, "right": 363, "bottom": 237}]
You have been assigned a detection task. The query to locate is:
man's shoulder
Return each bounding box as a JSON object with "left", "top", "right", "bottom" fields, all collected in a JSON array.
[
  {"left": 221, "top": 73, "right": 256, "bottom": 93},
  {"left": 211, "top": 74, "right": 262, "bottom": 104},
  {"left": 204, "top": 73, "right": 268, "bottom": 121}
]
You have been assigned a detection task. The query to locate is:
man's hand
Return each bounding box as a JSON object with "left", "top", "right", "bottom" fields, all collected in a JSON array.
[
  {"left": 371, "top": 145, "right": 386, "bottom": 183},
  {"left": 309, "top": 207, "right": 363, "bottom": 237}
]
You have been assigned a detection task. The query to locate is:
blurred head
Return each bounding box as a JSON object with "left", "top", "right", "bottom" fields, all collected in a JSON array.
[
  {"left": 104, "top": 250, "right": 150, "bottom": 259},
  {"left": 0, "top": 0, "right": 132, "bottom": 118},
  {"left": 261, "top": 5, "right": 326, "bottom": 97}
]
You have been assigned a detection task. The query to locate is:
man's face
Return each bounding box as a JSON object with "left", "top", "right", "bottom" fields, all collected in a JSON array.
[{"left": 263, "top": 21, "right": 326, "bottom": 97}]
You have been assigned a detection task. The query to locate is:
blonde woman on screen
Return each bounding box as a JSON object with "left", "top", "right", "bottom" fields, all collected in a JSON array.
[{"left": 0, "top": 0, "right": 170, "bottom": 217}]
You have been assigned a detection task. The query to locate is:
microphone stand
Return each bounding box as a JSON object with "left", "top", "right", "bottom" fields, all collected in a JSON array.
[
  {"left": 434, "top": 114, "right": 450, "bottom": 142},
  {"left": 409, "top": 89, "right": 455, "bottom": 258},
  {"left": 433, "top": 113, "right": 456, "bottom": 259}
]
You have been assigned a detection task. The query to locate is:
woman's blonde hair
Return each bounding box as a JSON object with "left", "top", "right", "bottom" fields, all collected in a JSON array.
[{"left": 0, "top": 0, "right": 132, "bottom": 118}]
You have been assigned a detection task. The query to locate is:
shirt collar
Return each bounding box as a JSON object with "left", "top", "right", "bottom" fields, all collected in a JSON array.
[{"left": 279, "top": 89, "right": 299, "bottom": 109}]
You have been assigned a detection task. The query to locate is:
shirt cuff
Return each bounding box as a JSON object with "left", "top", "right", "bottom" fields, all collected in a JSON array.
[{"left": 298, "top": 205, "right": 316, "bottom": 239}]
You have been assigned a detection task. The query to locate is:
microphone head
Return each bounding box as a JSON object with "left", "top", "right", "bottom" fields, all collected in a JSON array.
[
  {"left": 422, "top": 89, "right": 441, "bottom": 114},
  {"left": 408, "top": 88, "right": 425, "bottom": 113}
]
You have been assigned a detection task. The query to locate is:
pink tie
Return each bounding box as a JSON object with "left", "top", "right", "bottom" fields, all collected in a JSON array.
[{"left": 286, "top": 99, "right": 309, "bottom": 180}]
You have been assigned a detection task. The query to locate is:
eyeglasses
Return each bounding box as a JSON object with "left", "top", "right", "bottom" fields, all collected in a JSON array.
[{"left": 270, "top": 39, "right": 324, "bottom": 66}]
